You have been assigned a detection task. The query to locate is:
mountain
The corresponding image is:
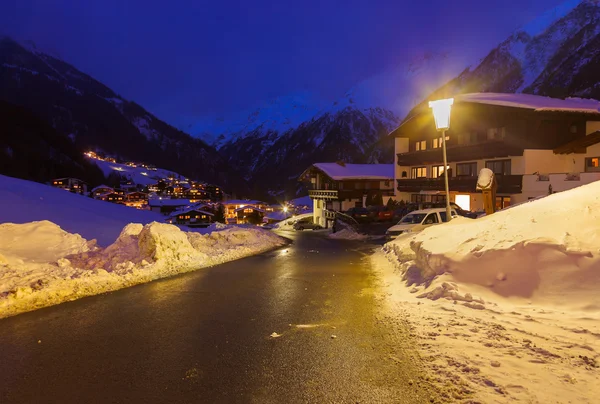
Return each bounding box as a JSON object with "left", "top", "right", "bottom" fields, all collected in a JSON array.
[
  {"left": 0, "top": 100, "right": 106, "bottom": 186},
  {"left": 0, "top": 37, "right": 247, "bottom": 193},
  {"left": 220, "top": 102, "right": 399, "bottom": 198},
  {"left": 421, "top": 0, "right": 600, "bottom": 107},
  {"left": 185, "top": 52, "right": 467, "bottom": 198}
]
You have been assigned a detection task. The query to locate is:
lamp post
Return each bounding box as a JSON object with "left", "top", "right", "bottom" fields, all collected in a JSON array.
[{"left": 429, "top": 98, "right": 454, "bottom": 221}]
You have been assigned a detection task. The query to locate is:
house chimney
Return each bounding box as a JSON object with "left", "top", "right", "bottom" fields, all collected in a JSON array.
[{"left": 336, "top": 161, "right": 346, "bottom": 167}]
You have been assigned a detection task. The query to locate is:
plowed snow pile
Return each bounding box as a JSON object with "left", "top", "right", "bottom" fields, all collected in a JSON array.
[
  {"left": 377, "top": 180, "right": 600, "bottom": 403},
  {"left": 0, "top": 221, "right": 286, "bottom": 319}
]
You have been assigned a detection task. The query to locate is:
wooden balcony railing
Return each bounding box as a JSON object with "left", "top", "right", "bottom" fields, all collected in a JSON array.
[{"left": 397, "top": 175, "right": 523, "bottom": 194}]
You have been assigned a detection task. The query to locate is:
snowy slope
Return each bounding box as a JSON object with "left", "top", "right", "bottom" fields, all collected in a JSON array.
[
  {"left": 186, "top": 93, "right": 324, "bottom": 149},
  {"left": 0, "top": 174, "right": 162, "bottom": 246},
  {"left": 90, "top": 158, "right": 182, "bottom": 186}
]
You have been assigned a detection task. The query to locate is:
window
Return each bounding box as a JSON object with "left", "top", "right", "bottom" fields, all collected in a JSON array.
[
  {"left": 456, "top": 162, "right": 478, "bottom": 177},
  {"left": 411, "top": 194, "right": 426, "bottom": 203},
  {"left": 415, "top": 140, "right": 427, "bottom": 151},
  {"left": 486, "top": 160, "right": 511, "bottom": 175},
  {"left": 411, "top": 167, "right": 427, "bottom": 178},
  {"left": 423, "top": 213, "right": 439, "bottom": 225},
  {"left": 570, "top": 124, "right": 578, "bottom": 134},
  {"left": 585, "top": 157, "right": 600, "bottom": 172},
  {"left": 431, "top": 195, "right": 446, "bottom": 203},
  {"left": 431, "top": 165, "right": 447, "bottom": 178},
  {"left": 487, "top": 127, "right": 506, "bottom": 140},
  {"left": 495, "top": 196, "right": 511, "bottom": 210}
]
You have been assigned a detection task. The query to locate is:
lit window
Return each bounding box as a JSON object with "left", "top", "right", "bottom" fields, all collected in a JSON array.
[
  {"left": 585, "top": 157, "right": 600, "bottom": 172},
  {"left": 431, "top": 165, "right": 447, "bottom": 178},
  {"left": 411, "top": 167, "right": 427, "bottom": 178}
]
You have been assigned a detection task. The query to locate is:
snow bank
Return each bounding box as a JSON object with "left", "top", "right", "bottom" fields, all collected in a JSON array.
[
  {"left": 384, "top": 180, "right": 600, "bottom": 311},
  {"left": 272, "top": 213, "right": 313, "bottom": 231},
  {"left": 328, "top": 228, "right": 368, "bottom": 241},
  {"left": 0, "top": 221, "right": 92, "bottom": 263},
  {"left": 0, "top": 221, "right": 286, "bottom": 319},
  {"left": 376, "top": 181, "right": 600, "bottom": 403},
  {"left": 0, "top": 175, "right": 163, "bottom": 246}
]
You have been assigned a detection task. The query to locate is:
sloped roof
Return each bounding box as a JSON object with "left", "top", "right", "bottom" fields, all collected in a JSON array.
[
  {"left": 91, "top": 185, "right": 114, "bottom": 192},
  {"left": 456, "top": 93, "right": 600, "bottom": 114},
  {"left": 312, "top": 163, "right": 394, "bottom": 180},
  {"left": 234, "top": 205, "right": 265, "bottom": 213},
  {"left": 148, "top": 198, "right": 192, "bottom": 207}
]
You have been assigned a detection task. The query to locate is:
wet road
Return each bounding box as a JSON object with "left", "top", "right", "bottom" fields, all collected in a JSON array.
[{"left": 0, "top": 231, "right": 432, "bottom": 404}]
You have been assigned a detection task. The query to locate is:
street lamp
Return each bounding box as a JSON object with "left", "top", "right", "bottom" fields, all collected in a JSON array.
[{"left": 429, "top": 98, "right": 454, "bottom": 221}]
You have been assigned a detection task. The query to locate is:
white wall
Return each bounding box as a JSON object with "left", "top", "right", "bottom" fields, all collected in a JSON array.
[
  {"left": 586, "top": 121, "right": 600, "bottom": 135},
  {"left": 313, "top": 198, "right": 324, "bottom": 226}
]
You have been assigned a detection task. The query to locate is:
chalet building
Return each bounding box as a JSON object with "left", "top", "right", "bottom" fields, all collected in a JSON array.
[
  {"left": 299, "top": 162, "right": 395, "bottom": 227},
  {"left": 234, "top": 206, "right": 265, "bottom": 224},
  {"left": 170, "top": 208, "right": 213, "bottom": 227},
  {"left": 390, "top": 93, "right": 600, "bottom": 211},
  {"left": 205, "top": 184, "right": 223, "bottom": 201},
  {"left": 124, "top": 191, "right": 148, "bottom": 209},
  {"left": 148, "top": 198, "right": 194, "bottom": 214},
  {"left": 51, "top": 178, "right": 87, "bottom": 195},
  {"left": 103, "top": 193, "right": 125, "bottom": 204},
  {"left": 223, "top": 200, "right": 269, "bottom": 220},
  {"left": 91, "top": 185, "right": 114, "bottom": 199}
]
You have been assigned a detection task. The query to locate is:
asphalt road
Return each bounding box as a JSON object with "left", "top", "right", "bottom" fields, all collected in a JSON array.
[{"left": 0, "top": 231, "right": 435, "bottom": 404}]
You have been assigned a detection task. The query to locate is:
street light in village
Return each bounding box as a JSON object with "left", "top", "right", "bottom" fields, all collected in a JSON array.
[{"left": 429, "top": 98, "right": 454, "bottom": 221}]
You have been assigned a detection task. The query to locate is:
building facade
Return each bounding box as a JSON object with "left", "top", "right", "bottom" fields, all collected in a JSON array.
[
  {"left": 390, "top": 93, "right": 600, "bottom": 211},
  {"left": 299, "top": 162, "right": 395, "bottom": 227}
]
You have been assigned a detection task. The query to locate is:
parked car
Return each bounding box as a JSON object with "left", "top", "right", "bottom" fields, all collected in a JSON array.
[
  {"left": 368, "top": 206, "right": 394, "bottom": 222},
  {"left": 293, "top": 218, "right": 322, "bottom": 231},
  {"left": 346, "top": 207, "right": 371, "bottom": 222},
  {"left": 385, "top": 208, "right": 458, "bottom": 239}
]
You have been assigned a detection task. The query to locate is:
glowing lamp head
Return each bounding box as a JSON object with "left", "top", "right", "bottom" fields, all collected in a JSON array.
[
  {"left": 429, "top": 98, "right": 454, "bottom": 131},
  {"left": 283, "top": 206, "right": 288, "bottom": 213}
]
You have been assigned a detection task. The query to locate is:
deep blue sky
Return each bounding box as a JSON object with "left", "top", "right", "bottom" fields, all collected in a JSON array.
[{"left": 1, "top": 0, "right": 564, "bottom": 124}]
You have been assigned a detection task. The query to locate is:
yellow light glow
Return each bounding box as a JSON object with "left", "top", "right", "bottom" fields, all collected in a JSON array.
[
  {"left": 455, "top": 194, "right": 470, "bottom": 211},
  {"left": 429, "top": 98, "right": 454, "bottom": 131},
  {"left": 283, "top": 206, "right": 288, "bottom": 213}
]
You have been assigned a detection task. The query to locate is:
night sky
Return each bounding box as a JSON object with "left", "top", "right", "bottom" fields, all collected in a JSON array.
[{"left": 2, "top": 0, "right": 565, "bottom": 124}]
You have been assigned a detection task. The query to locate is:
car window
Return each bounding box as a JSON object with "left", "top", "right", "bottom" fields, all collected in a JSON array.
[
  {"left": 439, "top": 210, "right": 457, "bottom": 222},
  {"left": 423, "top": 213, "right": 438, "bottom": 225},
  {"left": 400, "top": 213, "right": 426, "bottom": 224}
]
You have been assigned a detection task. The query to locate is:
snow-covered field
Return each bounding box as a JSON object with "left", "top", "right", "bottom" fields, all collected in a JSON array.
[
  {"left": 0, "top": 174, "right": 163, "bottom": 246},
  {"left": 0, "top": 175, "right": 287, "bottom": 318},
  {"left": 376, "top": 181, "right": 600, "bottom": 403},
  {"left": 89, "top": 158, "right": 179, "bottom": 186}
]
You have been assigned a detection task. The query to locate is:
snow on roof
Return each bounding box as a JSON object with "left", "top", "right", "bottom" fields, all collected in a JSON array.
[
  {"left": 234, "top": 205, "right": 265, "bottom": 213},
  {"left": 456, "top": 93, "right": 600, "bottom": 114},
  {"left": 91, "top": 185, "right": 114, "bottom": 192},
  {"left": 148, "top": 198, "right": 192, "bottom": 207},
  {"left": 171, "top": 207, "right": 214, "bottom": 216},
  {"left": 312, "top": 163, "right": 394, "bottom": 180},
  {"left": 223, "top": 199, "right": 265, "bottom": 206}
]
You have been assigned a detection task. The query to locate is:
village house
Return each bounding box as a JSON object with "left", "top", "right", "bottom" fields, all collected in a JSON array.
[
  {"left": 51, "top": 178, "right": 88, "bottom": 195},
  {"left": 390, "top": 93, "right": 600, "bottom": 211},
  {"left": 222, "top": 200, "right": 269, "bottom": 222},
  {"left": 148, "top": 198, "right": 193, "bottom": 214},
  {"left": 102, "top": 192, "right": 125, "bottom": 204},
  {"left": 299, "top": 162, "right": 395, "bottom": 228},
  {"left": 91, "top": 185, "right": 114, "bottom": 199},
  {"left": 124, "top": 191, "right": 148, "bottom": 209},
  {"left": 169, "top": 207, "right": 213, "bottom": 227},
  {"left": 234, "top": 206, "right": 265, "bottom": 224}
]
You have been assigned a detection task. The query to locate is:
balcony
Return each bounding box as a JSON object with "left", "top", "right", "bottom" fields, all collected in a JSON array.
[
  {"left": 309, "top": 190, "right": 339, "bottom": 200},
  {"left": 309, "top": 188, "right": 395, "bottom": 200},
  {"left": 397, "top": 175, "right": 523, "bottom": 194},
  {"left": 397, "top": 140, "right": 524, "bottom": 166}
]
